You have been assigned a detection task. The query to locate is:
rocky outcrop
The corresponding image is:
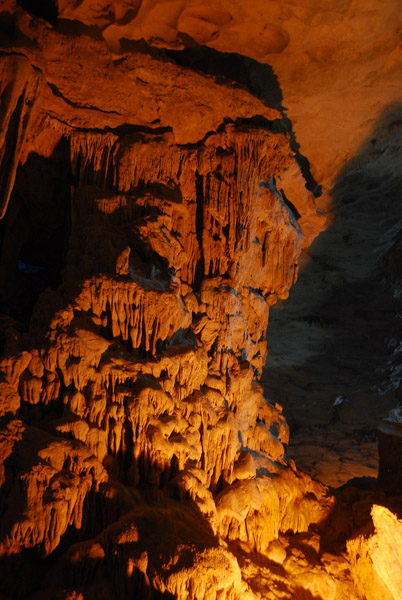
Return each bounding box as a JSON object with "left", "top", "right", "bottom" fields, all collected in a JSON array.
[
  {"left": 9, "top": 117, "right": 314, "bottom": 489},
  {"left": 348, "top": 505, "right": 402, "bottom": 600},
  {"left": 47, "top": 0, "right": 402, "bottom": 206},
  {"left": 1, "top": 2, "right": 401, "bottom": 599},
  {"left": 0, "top": 5, "right": 332, "bottom": 597}
]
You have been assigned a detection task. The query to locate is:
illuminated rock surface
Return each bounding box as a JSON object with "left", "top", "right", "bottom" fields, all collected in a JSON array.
[
  {"left": 0, "top": 1, "right": 402, "bottom": 599},
  {"left": 348, "top": 505, "right": 402, "bottom": 600}
]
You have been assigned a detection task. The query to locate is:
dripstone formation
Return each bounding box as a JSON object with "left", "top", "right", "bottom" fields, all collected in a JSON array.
[{"left": 0, "top": 2, "right": 401, "bottom": 599}]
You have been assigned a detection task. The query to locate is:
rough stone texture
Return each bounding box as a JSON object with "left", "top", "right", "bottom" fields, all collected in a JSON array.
[
  {"left": 0, "top": 1, "right": 402, "bottom": 599},
  {"left": 348, "top": 505, "right": 402, "bottom": 600},
  {"left": 0, "top": 3, "right": 332, "bottom": 598},
  {"left": 53, "top": 0, "right": 402, "bottom": 208}
]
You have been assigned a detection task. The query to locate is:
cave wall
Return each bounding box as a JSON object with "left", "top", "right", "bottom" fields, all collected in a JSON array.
[{"left": 0, "top": 2, "right": 401, "bottom": 599}]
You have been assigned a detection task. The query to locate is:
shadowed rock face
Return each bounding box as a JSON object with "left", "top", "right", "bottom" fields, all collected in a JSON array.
[
  {"left": 261, "top": 105, "right": 402, "bottom": 489},
  {"left": 0, "top": 2, "right": 401, "bottom": 600}
]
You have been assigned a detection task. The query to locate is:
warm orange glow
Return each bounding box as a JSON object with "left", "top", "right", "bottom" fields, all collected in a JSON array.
[{"left": 0, "top": 1, "right": 402, "bottom": 599}]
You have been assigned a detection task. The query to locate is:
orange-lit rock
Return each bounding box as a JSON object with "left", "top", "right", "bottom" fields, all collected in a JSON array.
[
  {"left": 0, "top": 1, "right": 401, "bottom": 599},
  {"left": 348, "top": 505, "right": 402, "bottom": 600},
  {"left": 54, "top": 0, "right": 402, "bottom": 205}
]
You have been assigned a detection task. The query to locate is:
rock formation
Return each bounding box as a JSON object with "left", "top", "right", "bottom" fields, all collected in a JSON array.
[
  {"left": 348, "top": 505, "right": 402, "bottom": 600},
  {"left": 0, "top": 1, "right": 401, "bottom": 599}
]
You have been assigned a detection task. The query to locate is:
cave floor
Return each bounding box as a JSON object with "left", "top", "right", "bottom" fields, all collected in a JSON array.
[
  {"left": 261, "top": 258, "right": 400, "bottom": 488},
  {"left": 261, "top": 233, "right": 400, "bottom": 488},
  {"left": 261, "top": 362, "right": 396, "bottom": 488}
]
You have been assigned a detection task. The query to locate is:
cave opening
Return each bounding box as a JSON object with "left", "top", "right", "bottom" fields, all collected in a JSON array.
[{"left": 0, "top": 137, "right": 72, "bottom": 327}]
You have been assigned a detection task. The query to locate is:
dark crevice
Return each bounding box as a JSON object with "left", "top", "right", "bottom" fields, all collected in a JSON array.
[
  {"left": 0, "top": 88, "right": 25, "bottom": 219},
  {"left": 194, "top": 170, "right": 204, "bottom": 291},
  {"left": 55, "top": 18, "right": 105, "bottom": 40},
  {"left": 178, "top": 116, "right": 287, "bottom": 152},
  {"left": 50, "top": 113, "right": 173, "bottom": 139},
  {"left": 283, "top": 117, "right": 322, "bottom": 197},
  {"left": 17, "top": 0, "right": 58, "bottom": 25},
  {"left": 166, "top": 45, "right": 321, "bottom": 195},
  {"left": 165, "top": 46, "right": 284, "bottom": 111},
  {"left": 111, "top": 123, "right": 172, "bottom": 136},
  {"left": 0, "top": 137, "right": 72, "bottom": 325},
  {"left": 47, "top": 81, "right": 121, "bottom": 115},
  {"left": 280, "top": 188, "right": 302, "bottom": 221},
  {"left": 249, "top": 287, "right": 264, "bottom": 298}
]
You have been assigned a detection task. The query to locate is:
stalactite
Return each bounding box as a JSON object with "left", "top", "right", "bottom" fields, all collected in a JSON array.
[{"left": 0, "top": 11, "right": 361, "bottom": 598}]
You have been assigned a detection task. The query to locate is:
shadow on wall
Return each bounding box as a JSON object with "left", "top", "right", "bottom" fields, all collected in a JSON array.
[
  {"left": 0, "top": 138, "right": 72, "bottom": 329},
  {"left": 16, "top": 0, "right": 58, "bottom": 25},
  {"left": 165, "top": 45, "right": 321, "bottom": 195},
  {"left": 264, "top": 102, "right": 402, "bottom": 393}
]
